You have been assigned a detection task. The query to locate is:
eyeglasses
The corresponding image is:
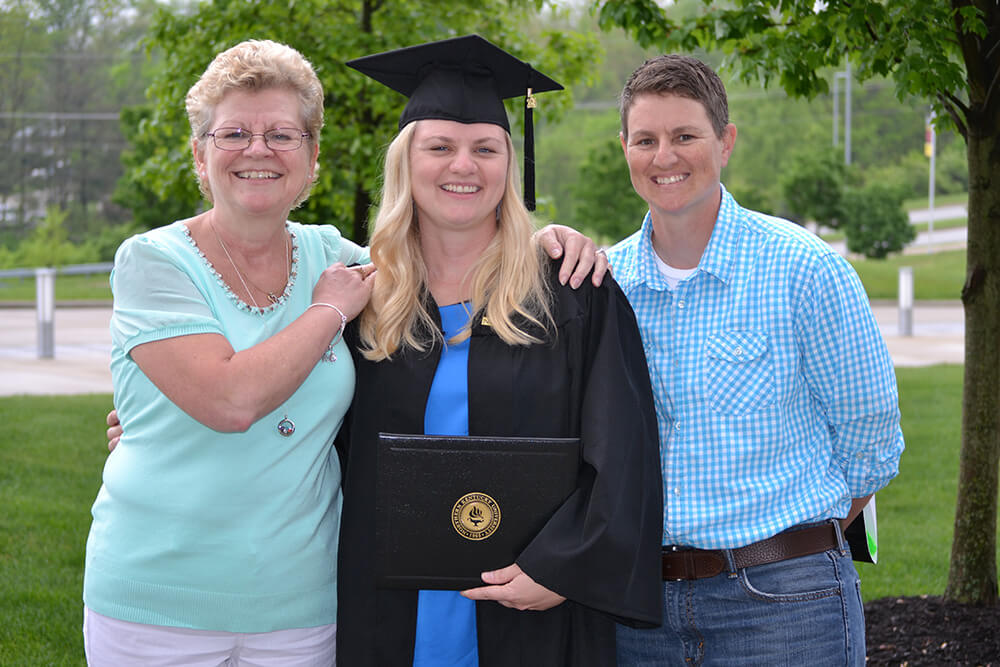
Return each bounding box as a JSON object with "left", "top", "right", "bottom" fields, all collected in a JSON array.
[{"left": 205, "top": 127, "right": 310, "bottom": 151}]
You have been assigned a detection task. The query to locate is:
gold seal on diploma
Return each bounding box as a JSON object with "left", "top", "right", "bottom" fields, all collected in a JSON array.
[{"left": 451, "top": 492, "right": 501, "bottom": 540}]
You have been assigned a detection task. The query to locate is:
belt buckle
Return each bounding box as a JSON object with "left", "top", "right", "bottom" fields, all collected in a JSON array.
[{"left": 666, "top": 545, "right": 687, "bottom": 582}]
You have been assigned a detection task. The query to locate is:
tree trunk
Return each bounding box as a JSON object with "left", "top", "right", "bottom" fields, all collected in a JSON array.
[{"left": 946, "top": 121, "right": 1000, "bottom": 606}]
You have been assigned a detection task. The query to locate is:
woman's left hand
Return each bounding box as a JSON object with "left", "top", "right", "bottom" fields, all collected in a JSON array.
[
  {"left": 106, "top": 409, "right": 122, "bottom": 452},
  {"left": 535, "top": 224, "right": 609, "bottom": 288},
  {"left": 460, "top": 563, "right": 566, "bottom": 611}
]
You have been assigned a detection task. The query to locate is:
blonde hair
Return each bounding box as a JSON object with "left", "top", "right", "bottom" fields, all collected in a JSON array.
[
  {"left": 185, "top": 39, "right": 324, "bottom": 206},
  {"left": 359, "top": 122, "right": 553, "bottom": 360}
]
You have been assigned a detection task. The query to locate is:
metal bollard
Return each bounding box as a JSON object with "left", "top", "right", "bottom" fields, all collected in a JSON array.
[
  {"left": 898, "top": 267, "right": 913, "bottom": 337},
  {"left": 35, "top": 267, "right": 56, "bottom": 358}
]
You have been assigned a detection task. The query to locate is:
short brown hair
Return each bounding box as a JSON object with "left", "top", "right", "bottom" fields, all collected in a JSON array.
[{"left": 620, "top": 55, "right": 729, "bottom": 139}]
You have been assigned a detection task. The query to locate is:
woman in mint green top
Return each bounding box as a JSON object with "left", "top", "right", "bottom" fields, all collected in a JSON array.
[
  {"left": 82, "top": 40, "right": 376, "bottom": 664},
  {"left": 86, "top": 219, "right": 367, "bottom": 629}
]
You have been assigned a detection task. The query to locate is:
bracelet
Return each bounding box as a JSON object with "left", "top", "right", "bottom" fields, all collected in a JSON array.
[{"left": 308, "top": 302, "right": 347, "bottom": 348}]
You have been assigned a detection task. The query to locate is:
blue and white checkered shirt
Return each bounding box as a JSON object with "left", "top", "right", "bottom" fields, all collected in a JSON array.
[{"left": 607, "top": 186, "right": 904, "bottom": 549}]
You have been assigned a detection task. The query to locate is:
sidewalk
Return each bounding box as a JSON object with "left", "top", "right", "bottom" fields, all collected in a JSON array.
[
  {"left": 0, "top": 306, "right": 114, "bottom": 396},
  {"left": 0, "top": 303, "right": 965, "bottom": 397},
  {"left": 870, "top": 301, "right": 964, "bottom": 368}
]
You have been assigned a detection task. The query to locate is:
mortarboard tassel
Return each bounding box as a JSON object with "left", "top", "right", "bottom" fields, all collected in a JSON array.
[{"left": 524, "top": 87, "right": 536, "bottom": 212}]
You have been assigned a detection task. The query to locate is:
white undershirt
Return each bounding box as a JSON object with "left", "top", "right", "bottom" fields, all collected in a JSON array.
[{"left": 652, "top": 251, "right": 697, "bottom": 290}]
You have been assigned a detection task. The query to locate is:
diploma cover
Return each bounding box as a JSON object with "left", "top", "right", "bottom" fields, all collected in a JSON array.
[
  {"left": 376, "top": 433, "right": 581, "bottom": 589},
  {"left": 845, "top": 495, "right": 878, "bottom": 564}
]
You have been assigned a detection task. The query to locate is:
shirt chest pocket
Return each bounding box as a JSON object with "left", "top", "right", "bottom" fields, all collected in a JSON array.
[{"left": 703, "top": 331, "right": 775, "bottom": 415}]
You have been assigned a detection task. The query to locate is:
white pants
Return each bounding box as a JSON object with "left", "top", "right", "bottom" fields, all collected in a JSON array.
[{"left": 83, "top": 607, "right": 336, "bottom": 666}]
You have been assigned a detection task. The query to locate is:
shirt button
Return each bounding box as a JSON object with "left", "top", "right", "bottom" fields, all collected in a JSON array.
[
  {"left": 677, "top": 300, "right": 686, "bottom": 309},
  {"left": 672, "top": 487, "right": 680, "bottom": 496},
  {"left": 674, "top": 422, "right": 681, "bottom": 430},
  {"left": 735, "top": 346, "right": 744, "bottom": 357}
]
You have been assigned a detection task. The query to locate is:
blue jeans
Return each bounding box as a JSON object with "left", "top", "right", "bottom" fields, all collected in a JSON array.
[{"left": 616, "top": 547, "right": 865, "bottom": 666}]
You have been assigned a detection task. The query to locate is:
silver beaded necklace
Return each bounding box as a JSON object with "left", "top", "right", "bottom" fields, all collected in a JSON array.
[
  {"left": 210, "top": 220, "right": 296, "bottom": 437},
  {"left": 211, "top": 221, "right": 290, "bottom": 309}
]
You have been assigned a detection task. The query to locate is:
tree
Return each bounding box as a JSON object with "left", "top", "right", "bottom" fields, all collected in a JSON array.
[
  {"left": 572, "top": 136, "right": 649, "bottom": 242},
  {"left": 781, "top": 150, "right": 916, "bottom": 257},
  {"left": 0, "top": 2, "right": 50, "bottom": 232},
  {"left": 0, "top": 204, "right": 99, "bottom": 268},
  {"left": 593, "top": 0, "right": 999, "bottom": 605},
  {"left": 118, "top": 0, "right": 597, "bottom": 242},
  {"left": 112, "top": 105, "right": 196, "bottom": 230},
  {"left": 0, "top": 0, "right": 154, "bottom": 239},
  {"left": 841, "top": 183, "right": 916, "bottom": 259},
  {"left": 780, "top": 149, "right": 851, "bottom": 228}
]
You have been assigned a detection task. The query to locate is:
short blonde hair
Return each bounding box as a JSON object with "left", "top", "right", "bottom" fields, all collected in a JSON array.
[
  {"left": 359, "top": 122, "right": 553, "bottom": 360},
  {"left": 186, "top": 39, "right": 324, "bottom": 206}
]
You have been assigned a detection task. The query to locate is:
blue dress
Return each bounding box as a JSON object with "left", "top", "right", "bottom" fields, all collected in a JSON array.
[{"left": 412, "top": 302, "right": 479, "bottom": 666}]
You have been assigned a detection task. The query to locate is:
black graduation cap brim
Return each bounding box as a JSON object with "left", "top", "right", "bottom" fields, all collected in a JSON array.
[{"left": 344, "top": 34, "right": 563, "bottom": 132}]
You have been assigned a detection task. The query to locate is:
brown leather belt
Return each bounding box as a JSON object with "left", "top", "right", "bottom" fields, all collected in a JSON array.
[{"left": 661, "top": 522, "right": 842, "bottom": 581}]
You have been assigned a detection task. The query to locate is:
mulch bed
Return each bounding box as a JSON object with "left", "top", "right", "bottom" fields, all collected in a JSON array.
[{"left": 865, "top": 595, "right": 1000, "bottom": 666}]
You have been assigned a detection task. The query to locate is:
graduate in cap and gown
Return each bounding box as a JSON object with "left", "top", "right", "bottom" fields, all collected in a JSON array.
[{"left": 336, "top": 35, "right": 663, "bottom": 666}]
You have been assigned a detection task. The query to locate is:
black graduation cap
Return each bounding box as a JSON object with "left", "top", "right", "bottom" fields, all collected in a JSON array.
[{"left": 345, "top": 34, "right": 563, "bottom": 211}]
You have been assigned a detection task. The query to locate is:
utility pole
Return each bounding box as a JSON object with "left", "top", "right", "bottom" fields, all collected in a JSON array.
[
  {"left": 833, "top": 77, "right": 839, "bottom": 148},
  {"left": 925, "top": 110, "right": 937, "bottom": 240},
  {"left": 832, "top": 62, "right": 852, "bottom": 165},
  {"left": 844, "top": 60, "right": 852, "bottom": 165}
]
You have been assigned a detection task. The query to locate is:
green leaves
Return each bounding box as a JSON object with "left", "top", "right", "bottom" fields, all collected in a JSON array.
[
  {"left": 780, "top": 149, "right": 851, "bottom": 228},
  {"left": 956, "top": 4, "right": 988, "bottom": 38},
  {"left": 594, "top": 0, "right": 968, "bottom": 111},
  {"left": 841, "top": 182, "right": 916, "bottom": 259},
  {"left": 572, "top": 136, "right": 648, "bottom": 242}
]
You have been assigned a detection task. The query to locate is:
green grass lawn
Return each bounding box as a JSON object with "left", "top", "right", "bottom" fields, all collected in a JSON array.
[
  {"left": 0, "top": 394, "right": 113, "bottom": 666},
  {"left": 1, "top": 366, "right": 995, "bottom": 663},
  {"left": 911, "top": 217, "right": 967, "bottom": 234},
  {"left": 853, "top": 365, "right": 989, "bottom": 600},
  {"left": 903, "top": 192, "right": 969, "bottom": 210},
  {"left": 0, "top": 273, "right": 111, "bottom": 302},
  {"left": 850, "top": 249, "right": 966, "bottom": 301}
]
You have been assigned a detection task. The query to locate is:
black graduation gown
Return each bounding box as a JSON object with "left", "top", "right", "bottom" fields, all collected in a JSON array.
[{"left": 336, "top": 261, "right": 663, "bottom": 666}]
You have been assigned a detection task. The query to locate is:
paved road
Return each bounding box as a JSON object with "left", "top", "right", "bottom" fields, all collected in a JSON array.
[
  {"left": 909, "top": 205, "right": 965, "bottom": 224},
  {"left": 0, "top": 303, "right": 965, "bottom": 396},
  {"left": 829, "top": 226, "right": 967, "bottom": 256}
]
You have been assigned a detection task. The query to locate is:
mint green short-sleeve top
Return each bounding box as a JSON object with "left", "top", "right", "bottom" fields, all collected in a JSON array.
[{"left": 84, "top": 220, "right": 368, "bottom": 632}]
